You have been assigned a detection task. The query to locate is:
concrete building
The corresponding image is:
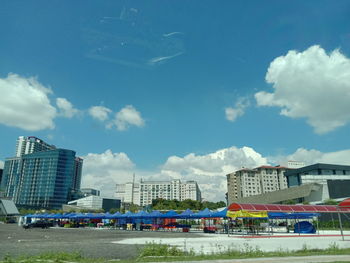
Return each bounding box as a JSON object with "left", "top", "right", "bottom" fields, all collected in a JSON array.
[
  {"left": 81, "top": 188, "right": 100, "bottom": 197},
  {"left": 227, "top": 165, "right": 290, "bottom": 205},
  {"left": 1, "top": 137, "right": 83, "bottom": 209},
  {"left": 230, "top": 163, "right": 350, "bottom": 205},
  {"left": 115, "top": 179, "right": 201, "bottom": 207},
  {"left": 287, "top": 160, "right": 305, "bottom": 169},
  {"left": 0, "top": 198, "right": 20, "bottom": 219},
  {"left": 115, "top": 182, "right": 140, "bottom": 205},
  {"left": 0, "top": 168, "right": 3, "bottom": 188},
  {"left": 285, "top": 163, "right": 350, "bottom": 202},
  {"left": 15, "top": 136, "right": 56, "bottom": 157},
  {"left": 67, "top": 195, "right": 121, "bottom": 212}
]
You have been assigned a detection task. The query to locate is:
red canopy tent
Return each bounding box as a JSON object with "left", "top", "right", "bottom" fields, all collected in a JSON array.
[
  {"left": 228, "top": 202, "right": 350, "bottom": 213},
  {"left": 227, "top": 199, "right": 350, "bottom": 239}
]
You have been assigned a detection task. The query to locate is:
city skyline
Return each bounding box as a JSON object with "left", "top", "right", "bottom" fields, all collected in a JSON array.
[{"left": 1, "top": 1, "right": 350, "bottom": 201}]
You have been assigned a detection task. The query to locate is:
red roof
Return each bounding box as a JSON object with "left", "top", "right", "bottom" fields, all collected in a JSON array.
[
  {"left": 339, "top": 198, "right": 350, "bottom": 209},
  {"left": 228, "top": 203, "right": 350, "bottom": 213}
]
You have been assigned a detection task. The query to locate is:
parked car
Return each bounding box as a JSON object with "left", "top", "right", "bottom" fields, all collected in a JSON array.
[{"left": 23, "top": 220, "right": 52, "bottom": 229}]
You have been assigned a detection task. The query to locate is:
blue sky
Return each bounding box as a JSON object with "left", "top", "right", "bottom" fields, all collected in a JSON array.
[{"left": 1, "top": 1, "right": 350, "bottom": 201}]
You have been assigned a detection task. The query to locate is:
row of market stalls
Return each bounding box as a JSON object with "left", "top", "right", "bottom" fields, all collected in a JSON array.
[{"left": 24, "top": 199, "right": 350, "bottom": 236}]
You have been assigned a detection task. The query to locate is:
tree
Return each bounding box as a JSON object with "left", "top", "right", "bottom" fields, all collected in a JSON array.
[{"left": 324, "top": 199, "right": 339, "bottom": 205}]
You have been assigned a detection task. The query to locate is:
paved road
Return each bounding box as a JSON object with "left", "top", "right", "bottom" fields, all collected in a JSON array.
[{"left": 0, "top": 224, "right": 202, "bottom": 260}]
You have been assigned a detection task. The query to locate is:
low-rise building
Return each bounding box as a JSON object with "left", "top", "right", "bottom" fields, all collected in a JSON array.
[
  {"left": 285, "top": 163, "right": 350, "bottom": 202},
  {"left": 67, "top": 195, "right": 121, "bottom": 212},
  {"left": 81, "top": 188, "right": 101, "bottom": 197}
]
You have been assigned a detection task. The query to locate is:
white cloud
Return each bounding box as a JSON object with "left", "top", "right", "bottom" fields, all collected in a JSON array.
[
  {"left": 88, "top": 106, "right": 112, "bottom": 121},
  {"left": 255, "top": 45, "right": 350, "bottom": 134},
  {"left": 161, "top": 146, "right": 268, "bottom": 201},
  {"left": 81, "top": 146, "right": 267, "bottom": 201},
  {"left": 112, "top": 105, "right": 145, "bottom": 131},
  {"left": 272, "top": 148, "right": 350, "bottom": 167},
  {"left": 81, "top": 146, "right": 350, "bottom": 202},
  {"left": 225, "top": 97, "right": 250, "bottom": 122},
  {"left": 0, "top": 73, "right": 56, "bottom": 131},
  {"left": 148, "top": 52, "right": 183, "bottom": 65},
  {"left": 56, "top": 98, "right": 79, "bottom": 118},
  {"left": 81, "top": 150, "right": 135, "bottom": 197}
]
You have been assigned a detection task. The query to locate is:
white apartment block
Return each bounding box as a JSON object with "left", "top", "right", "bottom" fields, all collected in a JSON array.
[
  {"left": 227, "top": 166, "right": 290, "bottom": 204},
  {"left": 15, "top": 136, "right": 55, "bottom": 157},
  {"left": 115, "top": 179, "right": 201, "bottom": 207},
  {"left": 115, "top": 183, "right": 140, "bottom": 205}
]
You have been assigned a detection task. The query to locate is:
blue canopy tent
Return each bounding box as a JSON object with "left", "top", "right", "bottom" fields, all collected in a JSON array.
[
  {"left": 61, "top": 213, "right": 74, "bottom": 219},
  {"left": 192, "top": 208, "right": 212, "bottom": 219},
  {"left": 160, "top": 210, "right": 178, "bottom": 218},
  {"left": 46, "top": 213, "right": 56, "bottom": 219},
  {"left": 147, "top": 210, "right": 163, "bottom": 218},
  {"left": 36, "top": 213, "right": 49, "bottom": 219},
  {"left": 268, "top": 212, "right": 319, "bottom": 219},
  {"left": 176, "top": 209, "right": 193, "bottom": 219},
  {"left": 210, "top": 208, "right": 228, "bottom": 218},
  {"left": 110, "top": 212, "right": 122, "bottom": 219},
  {"left": 118, "top": 211, "right": 134, "bottom": 224},
  {"left": 104, "top": 212, "right": 112, "bottom": 219},
  {"left": 52, "top": 213, "right": 63, "bottom": 219},
  {"left": 144, "top": 210, "right": 163, "bottom": 228}
]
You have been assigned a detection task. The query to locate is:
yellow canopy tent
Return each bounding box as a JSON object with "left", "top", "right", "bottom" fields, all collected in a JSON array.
[{"left": 226, "top": 210, "right": 268, "bottom": 219}]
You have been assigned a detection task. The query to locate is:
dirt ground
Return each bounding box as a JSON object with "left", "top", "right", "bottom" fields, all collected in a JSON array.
[{"left": 0, "top": 223, "right": 203, "bottom": 260}]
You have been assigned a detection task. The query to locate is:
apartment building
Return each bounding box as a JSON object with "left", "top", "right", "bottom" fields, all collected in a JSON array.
[
  {"left": 227, "top": 165, "right": 289, "bottom": 204},
  {"left": 115, "top": 179, "right": 201, "bottom": 206},
  {"left": 15, "top": 136, "right": 56, "bottom": 157}
]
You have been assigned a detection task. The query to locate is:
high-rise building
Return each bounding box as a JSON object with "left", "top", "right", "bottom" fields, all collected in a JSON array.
[
  {"left": 0, "top": 169, "right": 3, "bottom": 187},
  {"left": 226, "top": 165, "right": 290, "bottom": 205},
  {"left": 115, "top": 179, "right": 202, "bottom": 206},
  {"left": 73, "top": 157, "right": 83, "bottom": 190},
  {"left": 15, "top": 136, "right": 56, "bottom": 157},
  {"left": 1, "top": 137, "right": 83, "bottom": 209}
]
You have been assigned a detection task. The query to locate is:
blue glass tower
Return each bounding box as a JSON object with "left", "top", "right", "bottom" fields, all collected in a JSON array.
[{"left": 2, "top": 148, "right": 82, "bottom": 209}]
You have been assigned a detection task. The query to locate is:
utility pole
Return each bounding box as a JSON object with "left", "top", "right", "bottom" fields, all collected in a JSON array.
[{"left": 131, "top": 173, "right": 135, "bottom": 205}]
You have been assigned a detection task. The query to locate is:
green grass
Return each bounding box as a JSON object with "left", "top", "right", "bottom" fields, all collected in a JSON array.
[
  {"left": 1, "top": 242, "right": 350, "bottom": 263},
  {"left": 136, "top": 242, "right": 350, "bottom": 262}
]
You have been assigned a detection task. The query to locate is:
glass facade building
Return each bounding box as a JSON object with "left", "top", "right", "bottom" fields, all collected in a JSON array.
[{"left": 1, "top": 149, "right": 81, "bottom": 209}]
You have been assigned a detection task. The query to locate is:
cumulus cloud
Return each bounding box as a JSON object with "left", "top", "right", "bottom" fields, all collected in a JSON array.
[
  {"left": 0, "top": 73, "right": 56, "bottom": 131},
  {"left": 225, "top": 97, "right": 250, "bottom": 122},
  {"left": 80, "top": 146, "right": 268, "bottom": 201},
  {"left": 272, "top": 148, "right": 350, "bottom": 167},
  {"left": 81, "top": 150, "right": 135, "bottom": 197},
  {"left": 80, "top": 145, "right": 350, "bottom": 202},
  {"left": 56, "top": 98, "right": 79, "bottom": 118},
  {"left": 255, "top": 45, "right": 350, "bottom": 134},
  {"left": 161, "top": 146, "right": 268, "bottom": 201},
  {"left": 112, "top": 105, "right": 145, "bottom": 131},
  {"left": 88, "top": 106, "right": 112, "bottom": 121}
]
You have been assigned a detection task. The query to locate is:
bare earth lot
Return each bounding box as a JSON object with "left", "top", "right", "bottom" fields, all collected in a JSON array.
[
  {"left": 0, "top": 224, "right": 202, "bottom": 260},
  {"left": 1, "top": 224, "right": 350, "bottom": 262}
]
